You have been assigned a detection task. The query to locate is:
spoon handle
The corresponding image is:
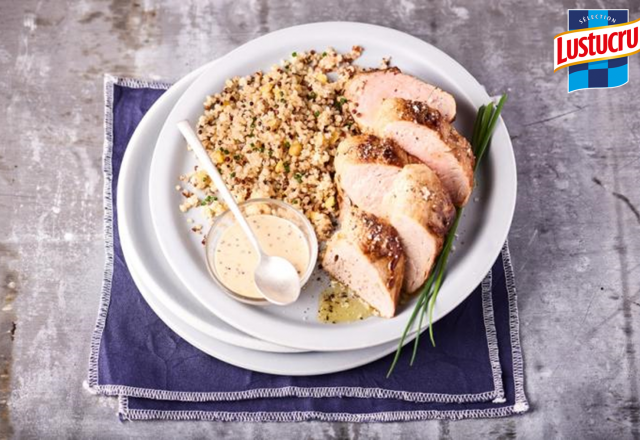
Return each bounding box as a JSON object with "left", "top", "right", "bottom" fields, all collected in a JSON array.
[{"left": 177, "top": 121, "right": 263, "bottom": 257}]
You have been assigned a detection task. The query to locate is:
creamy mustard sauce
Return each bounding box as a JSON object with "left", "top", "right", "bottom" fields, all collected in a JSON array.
[
  {"left": 214, "top": 214, "right": 309, "bottom": 299},
  {"left": 318, "top": 280, "right": 375, "bottom": 324}
]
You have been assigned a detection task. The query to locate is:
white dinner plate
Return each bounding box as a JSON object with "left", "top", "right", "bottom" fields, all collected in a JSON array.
[
  {"left": 149, "top": 22, "right": 517, "bottom": 352},
  {"left": 117, "top": 65, "right": 303, "bottom": 353}
]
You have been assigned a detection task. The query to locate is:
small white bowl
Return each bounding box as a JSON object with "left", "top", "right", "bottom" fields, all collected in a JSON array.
[{"left": 205, "top": 198, "right": 319, "bottom": 305}]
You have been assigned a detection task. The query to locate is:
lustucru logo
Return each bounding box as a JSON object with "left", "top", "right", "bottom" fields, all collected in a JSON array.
[{"left": 554, "top": 9, "right": 639, "bottom": 92}]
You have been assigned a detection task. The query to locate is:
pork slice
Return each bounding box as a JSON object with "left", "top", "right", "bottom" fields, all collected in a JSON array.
[
  {"left": 344, "top": 68, "right": 457, "bottom": 131},
  {"left": 322, "top": 206, "right": 405, "bottom": 318},
  {"left": 383, "top": 165, "right": 456, "bottom": 292},
  {"left": 374, "top": 98, "right": 475, "bottom": 206},
  {"left": 334, "top": 135, "right": 408, "bottom": 217}
]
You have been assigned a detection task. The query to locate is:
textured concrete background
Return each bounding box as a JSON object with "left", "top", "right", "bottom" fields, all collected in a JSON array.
[{"left": 1, "top": 0, "right": 640, "bottom": 438}]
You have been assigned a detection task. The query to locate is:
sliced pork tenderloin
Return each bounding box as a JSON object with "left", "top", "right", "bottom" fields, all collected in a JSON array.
[
  {"left": 322, "top": 206, "right": 405, "bottom": 318},
  {"left": 344, "top": 68, "right": 457, "bottom": 131},
  {"left": 373, "top": 98, "right": 475, "bottom": 206}
]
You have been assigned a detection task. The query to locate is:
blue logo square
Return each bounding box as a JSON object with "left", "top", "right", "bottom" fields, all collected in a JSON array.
[{"left": 588, "top": 69, "right": 608, "bottom": 87}]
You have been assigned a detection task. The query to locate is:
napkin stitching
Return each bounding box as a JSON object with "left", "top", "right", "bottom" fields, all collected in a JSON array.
[
  {"left": 502, "top": 242, "right": 529, "bottom": 413},
  {"left": 95, "top": 384, "right": 498, "bottom": 404},
  {"left": 482, "top": 267, "right": 506, "bottom": 403},
  {"left": 87, "top": 75, "right": 173, "bottom": 391},
  {"left": 120, "top": 401, "right": 521, "bottom": 422},
  {"left": 88, "top": 77, "right": 504, "bottom": 406},
  {"left": 87, "top": 75, "right": 116, "bottom": 390}
]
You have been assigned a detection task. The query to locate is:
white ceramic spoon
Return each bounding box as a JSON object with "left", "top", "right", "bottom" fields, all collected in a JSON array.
[{"left": 177, "top": 121, "right": 301, "bottom": 306}]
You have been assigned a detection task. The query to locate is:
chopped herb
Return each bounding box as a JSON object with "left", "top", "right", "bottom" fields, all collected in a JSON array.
[
  {"left": 283, "top": 162, "right": 290, "bottom": 173},
  {"left": 259, "top": 146, "right": 266, "bottom": 153},
  {"left": 314, "top": 111, "right": 320, "bottom": 118},
  {"left": 294, "top": 173, "right": 303, "bottom": 183},
  {"left": 284, "top": 141, "right": 291, "bottom": 148},
  {"left": 268, "top": 149, "right": 273, "bottom": 157},
  {"left": 201, "top": 195, "right": 214, "bottom": 205},
  {"left": 308, "top": 92, "right": 317, "bottom": 100},
  {"left": 322, "top": 51, "right": 327, "bottom": 57},
  {"left": 233, "top": 154, "right": 241, "bottom": 161},
  {"left": 334, "top": 97, "right": 347, "bottom": 110},
  {"left": 250, "top": 117, "right": 256, "bottom": 128},
  {"left": 292, "top": 51, "right": 297, "bottom": 57},
  {"left": 230, "top": 172, "right": 236, "bottom": 178},
  {"left": 279, "top": 90, "right": 284, "bottom": 97}
]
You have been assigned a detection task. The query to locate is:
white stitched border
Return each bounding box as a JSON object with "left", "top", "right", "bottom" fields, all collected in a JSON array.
[
  {"left": 481, "top": 267, "right": 506, "bottom": 403},
  {"left": 91, "top": 384, "right": 498, "bottom": 404},
  {"left": 501, "top": 242, "right": 529, "bottom": 412},
  {"left": 119, "top": 396, "right": 522, "bottom": 422},
  {"left": 87, "top": 76, "right": 116, "bottom": 389}
]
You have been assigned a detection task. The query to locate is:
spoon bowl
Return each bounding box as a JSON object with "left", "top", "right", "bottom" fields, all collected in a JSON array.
[{"left": 254, "top": 256, "right": 302, "bottom": 306}]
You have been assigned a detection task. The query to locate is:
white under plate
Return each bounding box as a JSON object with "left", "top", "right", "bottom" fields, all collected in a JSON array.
[
  {"left": 126, "top": 258, "right": 404, "bottom": 375},
  {"left": 117, "top": 65, "right": 303, "bottom": 354},
  {"left": 149, "top": 22, "right": 517, "bottom": 352}
]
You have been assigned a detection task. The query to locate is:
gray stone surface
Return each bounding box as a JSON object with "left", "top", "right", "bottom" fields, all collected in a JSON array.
[{"left": 1, "top": 0, "right": 640, "bottom": 438}]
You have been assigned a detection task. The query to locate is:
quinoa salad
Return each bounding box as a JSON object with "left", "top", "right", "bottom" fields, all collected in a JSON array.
[{"left": 178, "top": 46, "right": 381, "bottom": 241}]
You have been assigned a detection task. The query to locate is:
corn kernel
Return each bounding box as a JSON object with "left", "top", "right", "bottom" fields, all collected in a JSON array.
[
  {"left": 275, "top": 160, "right": 285, "bottom": 173},
  {"left": 324, "top": 196, "right": 336, "bottom": 209},
  {"left": 267, "top": 119, "right": 280, "bottom": 129},
  {"left": 196, "top": 170, "right": 209, "bottom": 183},
  {"left": 212, "top": 150, "right": 224, "bottom": 164},
  {"left": 289, "top": 141, "right": 302, "bottom": 156},
  {"left": 316, "top": 73, "right": 328, "bottom": 84}
]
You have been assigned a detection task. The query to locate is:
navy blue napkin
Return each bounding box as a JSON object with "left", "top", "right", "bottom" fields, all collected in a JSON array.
[{"left": 87, "top": 77, "right": 528, "bottom": 421}]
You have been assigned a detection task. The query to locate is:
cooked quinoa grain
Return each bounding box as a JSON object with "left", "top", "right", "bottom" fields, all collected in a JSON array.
[{"left": 180, "top": 47, "right": 366, "bottom": 240}]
